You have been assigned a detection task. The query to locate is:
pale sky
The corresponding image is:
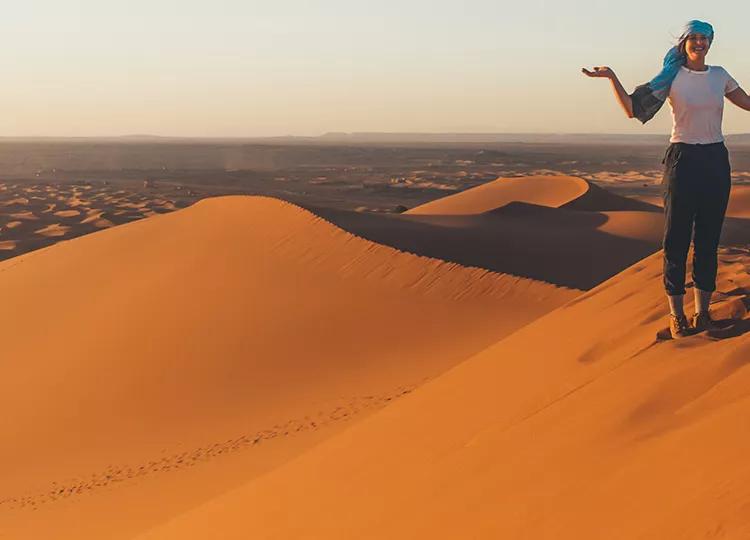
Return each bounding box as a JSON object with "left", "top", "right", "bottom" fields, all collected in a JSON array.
[{"left": 1, "top": 0, "right": 748, "bottom": 137}]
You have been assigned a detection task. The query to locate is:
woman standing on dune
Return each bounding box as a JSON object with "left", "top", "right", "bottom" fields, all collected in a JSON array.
[{"left": 583, "top": 20, "right": 750, "bottom": 339}]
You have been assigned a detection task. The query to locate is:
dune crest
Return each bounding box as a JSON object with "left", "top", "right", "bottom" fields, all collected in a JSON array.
[
  {"left": 312, "top": 175, "right": 750, "bottom": 290},
  {"left": 405, "top": 175, "right": 589, "bottom": 215}
]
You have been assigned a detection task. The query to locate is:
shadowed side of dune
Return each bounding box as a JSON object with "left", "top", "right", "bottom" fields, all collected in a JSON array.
[
  {"left": 632, "top": 184, "right": 750, "bottom": 219},
  {"left": 309, "top": 177, "right": 750, "bottom": 289},
  {"left": 134, "top": 246, "right": 750, "bottom": 540},
  {"left": 561, "top": 180, "right": 662, "bottom": 212},
  {"left": 309, "top": 202, "right": 662, "bottom": 289}
]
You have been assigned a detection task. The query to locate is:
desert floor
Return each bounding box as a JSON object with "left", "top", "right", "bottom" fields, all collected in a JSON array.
[{"left": 2, "top": 141, "right": 750, "bottom": 539}]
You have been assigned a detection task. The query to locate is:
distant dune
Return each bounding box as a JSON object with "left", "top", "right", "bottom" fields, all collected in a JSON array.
[
  {"left": 317, "top": 132, "right": 675, "bottom": 145},
  {"left": 311, "top": 176, "right": 750, "bottom": 289},
  {"left": 728, "top": 185, "right": 750, "bottom": 217},
  {"left": 633, "top": 184, "right": 750, "bottom": 219},
  {"left": 0, "top": 182, "right": 192, "bottom": 261},
  {"left": 404, "top": 175, "right": 590, "bottom": 215}
]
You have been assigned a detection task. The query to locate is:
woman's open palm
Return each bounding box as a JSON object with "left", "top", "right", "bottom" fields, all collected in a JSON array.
[{"left": 582, "top": 66, "right": 613, "bottom": 79}]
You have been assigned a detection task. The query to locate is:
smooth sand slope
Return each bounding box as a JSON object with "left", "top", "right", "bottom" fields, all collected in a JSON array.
[
  {"left": 404, "top": 175, "right": 590, "bottom": 215},
  {"left": 0, "top": 196, "right": 576, "bottom": 540},
  {"left": 313, "top": 176, "right": 750, "bottom": 289},
  {"left": 135, "top": 246, "right": 750, "bottom": 540}
]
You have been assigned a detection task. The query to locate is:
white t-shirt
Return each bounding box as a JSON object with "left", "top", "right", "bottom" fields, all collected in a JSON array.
[{"left": 668, "top": 65, "right": 739, "bottom": 144}]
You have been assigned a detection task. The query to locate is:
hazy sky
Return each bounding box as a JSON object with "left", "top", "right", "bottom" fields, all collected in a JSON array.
[{"left": 1, "top": 0, "right": 748, "bottom": 137}]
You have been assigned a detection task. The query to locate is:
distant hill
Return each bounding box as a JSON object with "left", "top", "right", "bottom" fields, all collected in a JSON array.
[
  {"left": 0, "top": 132, "right": 747, "bottom": 146},
  {"left": 317, "top": 132, "right": 673, "bottom": 145},
  {"left": 318, "top": 132, "right": 750, "bottom": 145}
]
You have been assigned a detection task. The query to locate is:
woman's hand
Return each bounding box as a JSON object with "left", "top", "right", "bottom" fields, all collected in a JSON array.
[
  {"left": 581, "top": 66, "right": 615, "bottom": 79},
  {"left": 581, "top": 66, "right": 634, "bottom": 119}
]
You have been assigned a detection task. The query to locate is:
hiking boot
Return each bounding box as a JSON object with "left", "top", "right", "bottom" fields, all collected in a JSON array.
[
  {"left": 669, "top": 314, "right": 691, "bottom": 339},
  {"left": 692, "top": 311, "right": 720, "bottom": 332}
]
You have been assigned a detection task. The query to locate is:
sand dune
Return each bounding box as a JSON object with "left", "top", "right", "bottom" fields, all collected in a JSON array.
[
  {"left": 561, "top": 180, "right": 660, "bottom": 212},
  {"left": 34, "top": 223, "right": 71, "bottom": 237},
  {"left": 53, "top": 209, "right": 81, "bottom": 218},
  {"left": 310, "top": 176, "right": 750, "bottom": 289},
  {"left": 3, "top": 175, "right": 749, "bottom": 539},
  {"left": 313, "top": 202, "right": 659, "bottom": 289},
  {"left": 404, "top": 175, "right": 589, "bottom": 215},
  {"left": 0, "top": 182, "right": 194, "bottom": 262},
  {"left": 727, "top": 185, "right": 750, "bottom": 218},
  {"left": 134, "top": 246, "right": 750, "bottom": 540},
  {"left": 0, "top": 195, "right": 575, "bottom": 540},
  {"left": 632, "top": 184, "right": 750, "bottom": 219},
  {"left": 8, "top": 211, "right": 38, "bottom": 220},
  {"left": 80, "top": 210, "right": 116, "bottom": 228},
  {"left": 0, "top": 197, "right": 30, "bottom": 207}
]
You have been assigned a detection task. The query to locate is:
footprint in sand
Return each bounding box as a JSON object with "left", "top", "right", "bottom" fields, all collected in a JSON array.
[{"left": 0, "top": 384, "right": 419, "bottom": 511}]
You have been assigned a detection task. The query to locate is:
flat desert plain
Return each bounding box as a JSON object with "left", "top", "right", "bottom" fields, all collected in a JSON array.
[{"left": 1, "top": 138, "right": 750, "bottom": 539}]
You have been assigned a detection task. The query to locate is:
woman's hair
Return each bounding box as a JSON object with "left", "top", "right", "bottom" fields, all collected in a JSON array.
[{"left": 678, "top": 37, "right": 688, "bottom": 58}]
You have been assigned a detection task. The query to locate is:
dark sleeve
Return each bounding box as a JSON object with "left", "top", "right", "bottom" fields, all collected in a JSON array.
[{"left": 630, "top": 84, "right": 665, "bottom": 124}]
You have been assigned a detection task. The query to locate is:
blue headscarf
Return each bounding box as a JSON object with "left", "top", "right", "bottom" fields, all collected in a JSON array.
[{"left": 631, "top": 20, "right": 714, "bottom": 123}]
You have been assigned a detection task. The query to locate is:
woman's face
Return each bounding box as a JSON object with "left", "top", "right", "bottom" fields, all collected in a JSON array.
[{"left": 684, "top": 33, "right": 710, "bottom": 62}]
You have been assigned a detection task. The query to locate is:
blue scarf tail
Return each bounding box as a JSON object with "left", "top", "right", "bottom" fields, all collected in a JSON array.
[{"left": 631, "top": 20, "right": 714, "bottom": 123}]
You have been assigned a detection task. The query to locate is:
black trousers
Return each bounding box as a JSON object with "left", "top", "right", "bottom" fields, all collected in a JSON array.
[{"left": 662, "top": 141, "right": 731, "bottom": 296}]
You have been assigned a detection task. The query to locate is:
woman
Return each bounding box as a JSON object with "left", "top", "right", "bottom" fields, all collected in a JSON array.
[{"left": 583, "top": 20, "right": 750, "bottom": 339}]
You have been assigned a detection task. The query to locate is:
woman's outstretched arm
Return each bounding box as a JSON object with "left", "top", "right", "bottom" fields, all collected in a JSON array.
[
  {"left": 727, "top": 87, "right": 750, "bottom": 111},
  {"left": 581, "top": 66, "right": 634, "bottom": 119}
]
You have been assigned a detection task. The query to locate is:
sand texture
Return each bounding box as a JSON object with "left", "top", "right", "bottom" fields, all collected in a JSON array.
[
  {"left": 2, "top": 174, "right": 750, "bottom": 539},
  {"left": 0, "top": 193, "right": 574, "bottom": 539},
  {"left": 0, "top": 181, "right": 195, "bottom": 262},
  {"left": 133, "top": 247, "right": 750, "bottom": 540}
]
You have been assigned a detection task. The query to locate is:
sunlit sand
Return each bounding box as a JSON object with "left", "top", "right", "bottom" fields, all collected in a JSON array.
[{"left": 2, "top": 172, "right": 750, "bottom": 539}]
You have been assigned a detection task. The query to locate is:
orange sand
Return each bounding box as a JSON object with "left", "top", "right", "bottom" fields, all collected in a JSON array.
[
  {"left": 2, "top": 176, "right": 749, "bottom": 540},
  {"left": 727, "top": 185, "right": 750, "bottom": 217},
  {"left": 34, "top": 223, "right": 71, "bottom": 237},
  {"left": 0, "top": 195, "right": 574, "bottom": 539},
  {"left": 135, "top": 246, "right": 750, "bottom": 540},
  {"left": 405, "top": 175, "right": 589, "bottom": 215}
]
